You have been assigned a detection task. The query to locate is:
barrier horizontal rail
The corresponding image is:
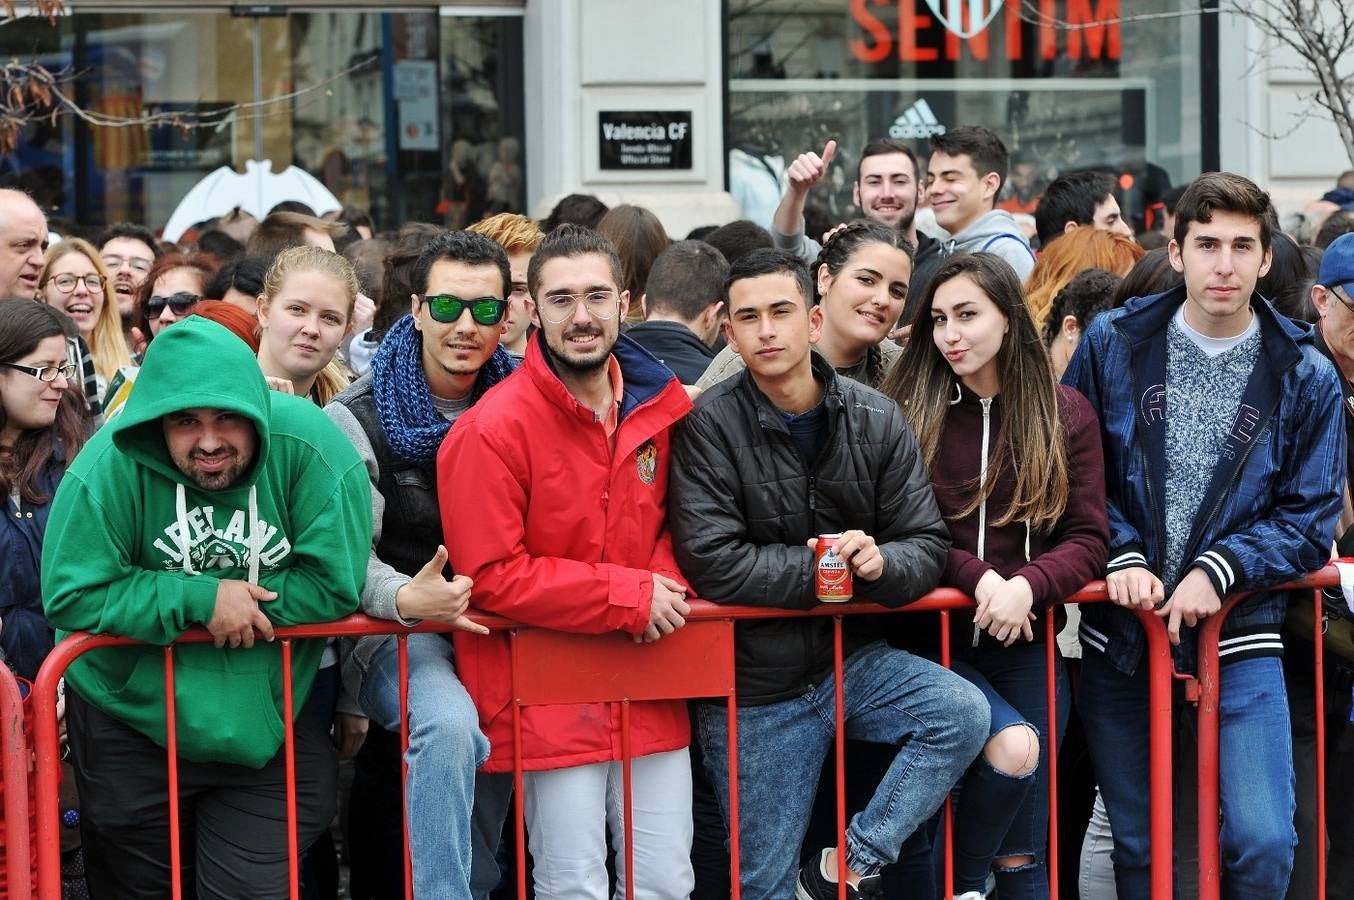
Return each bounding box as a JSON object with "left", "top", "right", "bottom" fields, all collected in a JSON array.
[{"left": 21, "top": 565, "right": 1344, "bottom": 900}]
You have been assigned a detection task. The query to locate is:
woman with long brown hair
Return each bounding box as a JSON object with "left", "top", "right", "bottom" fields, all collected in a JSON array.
[
  {"left": 881, "top": 252, "right": 1108, "bottom": 900},
  {"left": 0, "top": 301, "right": 88, "bottom": 678}
]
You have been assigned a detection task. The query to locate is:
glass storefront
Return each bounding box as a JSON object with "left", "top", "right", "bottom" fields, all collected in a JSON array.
[
  {"left": 0, "top": 5, "right": 525, "bottom": 232},
  {"left": 726, "top": 0, "right": 1203, "bottom": 231}
]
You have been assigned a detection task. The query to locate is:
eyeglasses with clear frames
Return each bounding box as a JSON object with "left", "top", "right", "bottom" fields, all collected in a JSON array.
[
  {"left": 102, "top": 255, "right": 153, "bottom": 274},
  {"left": 537, "top": 290, "right": 620, "bottom": 325},
  {"left": 0, "top": 361, "right": 78, "bottom": 383},
  {"left": 45, "top": 273, "right": 106, "bottom": 294}
]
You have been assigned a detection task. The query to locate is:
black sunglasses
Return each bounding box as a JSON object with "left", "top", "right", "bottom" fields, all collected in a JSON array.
[
  {"left": 419, "top": 294, "right": 507, "bottom": 326},
  {"left": 145, "top": 292, "right": 201, "bottom": 317}
]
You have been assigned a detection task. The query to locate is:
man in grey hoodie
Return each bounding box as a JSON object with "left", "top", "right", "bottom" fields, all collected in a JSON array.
[{"left": 926, "top": 127, "right": 1037, "bottom": 282}]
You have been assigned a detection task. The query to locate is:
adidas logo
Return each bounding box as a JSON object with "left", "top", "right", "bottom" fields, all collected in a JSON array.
[{"left": 888, "top": 99, "right": 946, "bottom": 140}]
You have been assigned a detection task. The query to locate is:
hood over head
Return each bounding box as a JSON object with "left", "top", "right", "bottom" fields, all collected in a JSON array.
[{"left": 109, "top": 316, "right": 272, "bottom": 488}]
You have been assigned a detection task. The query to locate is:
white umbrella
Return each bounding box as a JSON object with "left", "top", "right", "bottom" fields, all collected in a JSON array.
[{"left": 160, "top": 158, "right": 342, "bottom": 243}]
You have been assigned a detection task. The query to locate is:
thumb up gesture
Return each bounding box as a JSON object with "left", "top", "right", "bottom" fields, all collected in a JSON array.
[
  {"left": 787, "top": 140, "right": 837, "bottom": 194},
  {"left": 394, "top": 545, "right": 490, "bottom": 635}
]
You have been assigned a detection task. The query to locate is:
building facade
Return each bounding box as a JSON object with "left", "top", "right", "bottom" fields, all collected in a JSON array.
[{"left": 4, "top": 1, "right": 1344, "bottom": 237}]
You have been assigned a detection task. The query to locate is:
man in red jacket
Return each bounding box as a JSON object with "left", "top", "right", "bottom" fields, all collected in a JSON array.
[{"left": 439, "top": 224, "right": 695, "bottom": 899}]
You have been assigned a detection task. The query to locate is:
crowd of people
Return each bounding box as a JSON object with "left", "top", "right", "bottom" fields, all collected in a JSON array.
[{"left": 3, "top": 122, "right": 1354, "bottom": 900}]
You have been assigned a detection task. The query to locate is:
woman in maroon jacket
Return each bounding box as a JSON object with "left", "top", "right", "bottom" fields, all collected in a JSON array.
[{"left": 882, "top": 252, "right": 1108, "bottom": 900}]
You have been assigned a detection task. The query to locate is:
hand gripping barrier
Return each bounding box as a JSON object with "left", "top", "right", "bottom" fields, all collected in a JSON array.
[{"left": 18, "top": 566, "right": 1343, "bottom": 900}]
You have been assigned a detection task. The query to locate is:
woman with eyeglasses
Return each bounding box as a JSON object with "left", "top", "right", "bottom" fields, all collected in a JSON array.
[
  {"left": 256, "top": 245, "right": 357, "bottom": 406},
  {"left": 130, "top": 252, "right": 219, "bottom": 357},
  {"left": 38, "top": 238, "right": 132, "bottom": 403},
  {"left": 0, "top": 301, "right": 88, "bottom": 679}
]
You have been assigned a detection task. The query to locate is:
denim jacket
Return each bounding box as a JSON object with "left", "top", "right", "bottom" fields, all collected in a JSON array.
[{"left": 1062, "top": 286, "right": 1344, "bottom": 675}]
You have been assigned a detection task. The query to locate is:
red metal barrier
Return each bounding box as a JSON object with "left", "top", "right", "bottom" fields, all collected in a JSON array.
[
  {"left": 19, "top": 567, "right": 1343, "bottom": 900},
  {"left": 1190, "top": 566, "right": 1343, "bottom": 900},
  {"left": 0, "top": 665, "right": 32, "bottom": 900}
]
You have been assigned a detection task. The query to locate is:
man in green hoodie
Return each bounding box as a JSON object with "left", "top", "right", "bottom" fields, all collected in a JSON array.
[{"left": 41, "top": 316, "right": 372, "bottom": 899}]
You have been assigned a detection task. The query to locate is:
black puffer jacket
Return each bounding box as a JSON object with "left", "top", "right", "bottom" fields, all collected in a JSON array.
[{"left": 669, "top": 354, "right": 950, "bottom": 705}]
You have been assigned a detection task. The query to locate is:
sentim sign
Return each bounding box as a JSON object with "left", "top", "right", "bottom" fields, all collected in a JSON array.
[{"left": 850, "top": 0, "right": 1121, "bottom": 64}]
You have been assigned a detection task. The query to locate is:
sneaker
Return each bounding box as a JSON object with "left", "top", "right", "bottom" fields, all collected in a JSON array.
[
  {"left": 794, "top": 848, "right": 883, "bottom": 899},
  {"left": 954, "top": 893, "right": 987, "bottom": 900}
]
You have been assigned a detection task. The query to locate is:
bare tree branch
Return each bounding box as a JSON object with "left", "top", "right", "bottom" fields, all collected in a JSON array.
[{"left": 1025, "top": 0, "right": 1354, "bottom": 168}]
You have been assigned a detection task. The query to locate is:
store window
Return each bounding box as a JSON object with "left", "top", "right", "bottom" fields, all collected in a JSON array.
[
  {"left": 726, "top": 0, "right": 1202, "bottom": 232},
  {"left": 0, "top": 7, "right": 525, "bottom": 234}
]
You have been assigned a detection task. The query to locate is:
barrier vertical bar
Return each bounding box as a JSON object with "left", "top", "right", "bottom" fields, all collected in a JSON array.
[
  {"left": 398, "top": 635, "right": 412, "bottom": 900},
  {"left": 726, "top": 633, "right": 741, "bottom": 900},
  {"left": 832, "top": 615, "right": 847, "bottom": 900},
  {"left": 281, "top": 640, "right": 299, "bottom": 900},
  {"left": 511, "top": 631, "right": 527, "bottom": 900},
  {"left": 0, "top": 666, "right": 32, "bottom": 900},
  {"left": 1045, "top": 611, "right": 1060, "bottom": 900},
  {"left": 1314, "top": 587, "right": 1327, "bottom": 900},
  {"left": 1132, "top": 608, "right": 1175, "bottom": 899},
  {"left": 164, "top": 647, "right": 183, "bottom": 900},
  {"left": 1195, "top": 595, "right": 1246, "bottom": 900},
  {"left": 939, "top": 609, "right": 953, "bottom": 899},
  {"left": 33, "top": 648, "right": 69, "bottom": 900},
  {"left": 621, "top": 699, "right": 635, "bottom": 900}
]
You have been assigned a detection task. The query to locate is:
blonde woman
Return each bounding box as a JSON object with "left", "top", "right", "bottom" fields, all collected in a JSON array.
[
  {"left": 256, "top": 245, "right": 357, "bottom": 406},
  {"left": 38, "top": 238, "right": 131, "bottom": 401}
]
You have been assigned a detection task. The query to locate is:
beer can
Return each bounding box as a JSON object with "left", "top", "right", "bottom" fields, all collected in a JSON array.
[{"left": 814, "top": 534, "right": 852, "bottom": 603}]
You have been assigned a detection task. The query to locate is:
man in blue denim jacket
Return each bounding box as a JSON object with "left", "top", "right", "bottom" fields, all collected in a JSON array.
[{"left": 1063, "top": 172, "right": 1345, "bottom": 899}]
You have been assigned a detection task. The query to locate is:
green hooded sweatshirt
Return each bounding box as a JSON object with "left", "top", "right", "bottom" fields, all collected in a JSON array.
[{"left": 42, "top": 317, "right": 371, "bottom": 767}]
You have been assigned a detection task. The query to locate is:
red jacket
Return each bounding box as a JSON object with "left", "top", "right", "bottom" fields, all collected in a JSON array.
[{"left": 439, "top": 332, "right": 694, "bottom": 772}]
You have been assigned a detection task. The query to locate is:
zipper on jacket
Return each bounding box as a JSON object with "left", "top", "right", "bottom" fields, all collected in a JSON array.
[
  {"left": 1134, "top": 427, "right": 1167, "bottom": 581},
  {"left": 807, "top": 474, "right": 817, "bottom": 534},
  {"left": 601, "top": 489, "right": 609, "bottom": 512},
  {"left": 1112, "top": 319, "right": 1169, "bottom": 578},
  {"left": 974, "top": 398, "right": 992, "bottom": 648}
]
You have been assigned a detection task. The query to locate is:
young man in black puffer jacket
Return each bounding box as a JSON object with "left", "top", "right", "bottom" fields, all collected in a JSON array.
[{"left": 669, "top": 248, "right": 988, "bottom": 900}]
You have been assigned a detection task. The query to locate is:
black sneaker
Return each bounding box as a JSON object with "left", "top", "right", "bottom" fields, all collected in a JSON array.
[{"left": 794, "top": 848, "right": 883, "bottom": 900}]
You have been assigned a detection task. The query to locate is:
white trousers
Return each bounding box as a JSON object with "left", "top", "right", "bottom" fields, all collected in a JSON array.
[{"left": 522, "top": 747, "right": 695, "bottom": 900}]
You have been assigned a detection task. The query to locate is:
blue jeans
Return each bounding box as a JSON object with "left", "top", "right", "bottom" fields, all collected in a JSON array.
[
  {"left": 694, "top": 640, "right": 988, "bottom": 900},
  {"left": 358, "top": 633, "right": 513, "bottom": 900},
  {"left": 948, "top": 642, "right": 1069, "bottom": 900},
  {"left": 1079, "top": 650, "right": 1296, "bottom": 900}
]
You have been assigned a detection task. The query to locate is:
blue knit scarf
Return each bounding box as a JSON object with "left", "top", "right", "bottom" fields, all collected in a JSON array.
[{"left": 371, "top": 313, "right": 518, "bottom": 464}]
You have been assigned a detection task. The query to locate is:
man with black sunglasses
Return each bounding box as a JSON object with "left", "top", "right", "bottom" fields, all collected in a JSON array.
[
  {"left": 324, "top": 229, "right": 517, "bottom": 900},
  {"left": 440, "top": 224, "right": 696, "bottom": 899}
]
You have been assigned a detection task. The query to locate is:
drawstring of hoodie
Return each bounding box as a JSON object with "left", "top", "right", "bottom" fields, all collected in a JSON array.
[
  {"left": 175, "top": 483, "right": 197, "bottom": 576},
  {"left": 247, "top": 485, "right": 260, "bottom": 584},
  {"left": 174, "top": 482, "right": 260, "bottom": 583}
]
